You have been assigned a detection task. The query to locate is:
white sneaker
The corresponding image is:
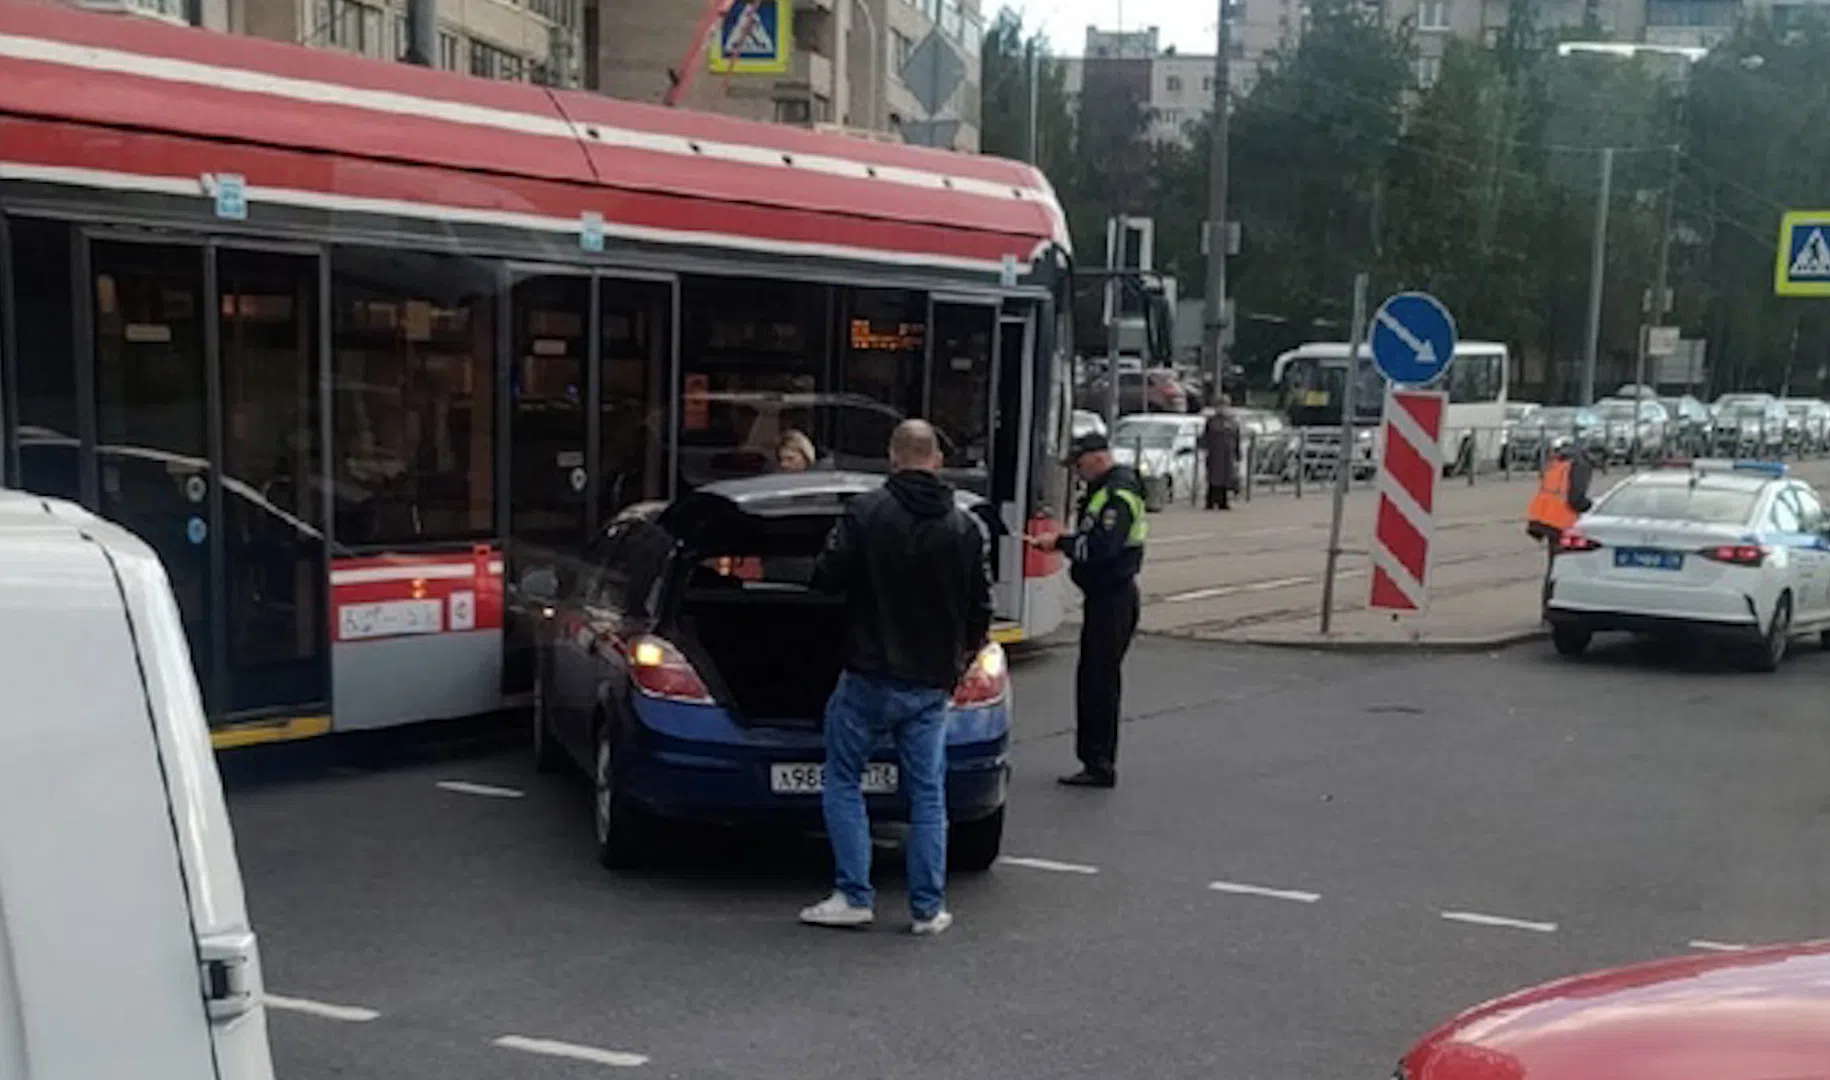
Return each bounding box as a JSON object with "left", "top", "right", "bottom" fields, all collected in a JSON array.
[
  {"left": 799, "top": 893, "right": 874, "bottom": 929},
  {"left": 911, "top": 909, "right": 954, "bottom": 936}
]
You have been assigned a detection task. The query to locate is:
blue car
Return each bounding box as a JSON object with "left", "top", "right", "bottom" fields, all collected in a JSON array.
[{"left": 524, "top": 472, "right": 1012, "bottom": 871}]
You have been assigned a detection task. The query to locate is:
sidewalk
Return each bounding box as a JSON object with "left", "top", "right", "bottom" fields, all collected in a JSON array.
[{"left": 1177, "top": 579, "right": 1547, "bottom": 652}]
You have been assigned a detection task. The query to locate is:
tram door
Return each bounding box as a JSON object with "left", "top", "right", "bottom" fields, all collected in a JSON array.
[
  {"left": 87, "top": 239, "right": 329, "bottom": 720},
  {"left": 504, "top": 271, "right": 671, "bottom": 694}
]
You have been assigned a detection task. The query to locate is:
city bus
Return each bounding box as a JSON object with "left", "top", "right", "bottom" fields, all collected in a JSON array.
[
  {"left": 0, "top": 0, "right": 1078, "bottom": 748},
  {"left": 1271, "top": 341, "right": 1511, "bottom": 474}
]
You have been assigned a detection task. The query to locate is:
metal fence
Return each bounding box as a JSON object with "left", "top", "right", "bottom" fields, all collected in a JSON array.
[{"left": 1123, "top": 418, "right": 1830, "bottom": 511}]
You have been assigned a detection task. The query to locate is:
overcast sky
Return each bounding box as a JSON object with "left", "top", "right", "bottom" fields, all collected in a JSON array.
[{"left": 1008, "top": 0, "right": 1215, "bottom": 55}]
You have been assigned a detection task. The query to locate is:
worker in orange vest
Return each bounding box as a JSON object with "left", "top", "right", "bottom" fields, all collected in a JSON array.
[{"left": 1527, "top": 436, "right": 1596, "bottom": 583}]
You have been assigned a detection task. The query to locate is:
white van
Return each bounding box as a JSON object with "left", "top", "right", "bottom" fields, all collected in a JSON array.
[{"left": 0, "top": 491, "right": 274, "bottom": 1079}]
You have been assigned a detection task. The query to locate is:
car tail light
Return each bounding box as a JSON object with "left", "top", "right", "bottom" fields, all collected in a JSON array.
[
  {"left": 1557, "top": 530, "right": 1602, "bottom": 553},
  {"left": 628, "top": 635, "right": 715, "bottom": 704},
  {"left": 1700, "top": 544, "right": 1768, "bottom": 567},
  {"left": 951, "top": 643, "right": 1009, "bottom": 708}
]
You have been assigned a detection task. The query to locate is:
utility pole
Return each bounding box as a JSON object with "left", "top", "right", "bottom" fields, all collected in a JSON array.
[
  {"left": 1580, "top": 146, "right": 1613, "bottom": 406},
  {"left": 406, "top": 0, "right": 437, "bottom": 66},
  {"left": 1026, "top": 40, "right": 1040, "bottom": 165},
  {"left": 1202, "top": 0, "right": 1231, "bottom": 400}
]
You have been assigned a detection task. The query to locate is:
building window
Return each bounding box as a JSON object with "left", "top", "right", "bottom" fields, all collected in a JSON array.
[
  {"left": 439, "top": 30, "right": 461, "bottom": 70},
  {"left": 316, "top": 0, "right": 386, "bottom": 55},
  {"left": 469, "top": 38, "right": 526, "bottom": 80},
  {"left": 527, "top": 0, "right": 576, "bottom": 28},
  {"left": 1202, "top": 75, "right": 1214, "bottom": 91},
  {"left": 329, "top": 249, "right": 497, "bottom": 547},
  {"left": 1166, "top": 74, "right": 1183, "bottom": 93},
  {"left": 1416, "top": 54, "right": 1441, "bottom": 86},
  {"left": 891, "top": 28, "right": 913, "bottom": 70},
  {"left": 1418, "top": 0, "right": 1450, "bottom": 29}
]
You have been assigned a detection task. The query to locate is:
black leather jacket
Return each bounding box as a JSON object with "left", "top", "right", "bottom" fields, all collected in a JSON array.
[{"left": 813, "top": 470, "right": 995, "bottom": 690}]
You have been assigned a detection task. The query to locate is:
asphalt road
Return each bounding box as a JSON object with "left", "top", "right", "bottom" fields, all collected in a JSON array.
[{"left": 226, "top": 636, "right": 1830, "bottom": 1079}]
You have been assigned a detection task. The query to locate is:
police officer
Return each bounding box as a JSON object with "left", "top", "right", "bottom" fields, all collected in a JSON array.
[{"left": 1036, "top": 433, "right": 1148, "bottom": 789}]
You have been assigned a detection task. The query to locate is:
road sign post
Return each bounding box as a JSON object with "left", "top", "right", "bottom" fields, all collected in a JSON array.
[
  {"left": 1318, "top": 288, "right": 1457, "bottom": 630},
  {"left": 1319, "top": 273, "right": 1368, "bottom": 634}
]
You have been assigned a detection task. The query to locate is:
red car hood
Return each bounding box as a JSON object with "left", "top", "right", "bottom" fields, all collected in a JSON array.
[{"left": 1403, "top": 941, "right": 1830, "bottom": 1080}]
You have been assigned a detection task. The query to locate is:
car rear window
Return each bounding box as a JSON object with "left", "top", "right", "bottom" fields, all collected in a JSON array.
[{"left": 1596, "top": 483, "right": 1760, "bottom": 524}]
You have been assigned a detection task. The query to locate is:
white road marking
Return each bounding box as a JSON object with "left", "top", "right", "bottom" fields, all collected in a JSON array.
[
  {"left": 1152, "top": 531, "right": 1223, "bottom": 546},
  {"left": 1164, "top": 576, "right": 1313, "bottom": 604},
  {"left": 494, "top": 1035, "right": 650, "bottom": 1068},
  {"left": 1207, "top": 880, "right": 1322, "bottom": 903},
  {"left": 263, "top": 994, "right": 381, "bottom": 1022},
  {"left": 436, "top": 780, "right": 526, "bottom": 799},
  {"left": 1689, "top": 939, "right": 1749, "bottom": 952},
  {"left": 1440, "top": 910, "right": 1558, "bottom": 933},
  {"left": 998, "top": 856, "right": 1100, "bottom": 875}
]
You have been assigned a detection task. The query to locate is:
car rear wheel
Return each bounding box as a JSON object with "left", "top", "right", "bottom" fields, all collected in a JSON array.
[
  {"left": 1551, "top": 625, "right": 1591, "bottom": 657},
  {"left": 531, "top": 660, "right": 564, "bottom": 774},
  {"left": 593, "top": 717, "right": 652, "bottom": 869},
  {"left": 949, "top": 807, "right": 1004, "bottom": 873},
  {"left": 1751, "top": 594, "right": 1792, "bottom": 673}
]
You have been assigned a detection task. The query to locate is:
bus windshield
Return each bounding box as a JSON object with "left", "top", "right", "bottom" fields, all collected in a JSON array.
[{"left": 1276, "top": 354, "right": 1385, "bottom": 428}]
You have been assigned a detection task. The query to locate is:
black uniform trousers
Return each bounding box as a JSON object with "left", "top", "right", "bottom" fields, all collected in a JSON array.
[{"left": 1075, "top": 579, "right": 1142, "bottom": 775}]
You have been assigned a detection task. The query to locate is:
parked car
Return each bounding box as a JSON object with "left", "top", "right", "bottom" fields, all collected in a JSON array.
[
  {"left": 1396, "top": 940, "right": 1830, "bottom": 1080},
  {"left": 1071, "top": 408, "right": 1108, "bottom": 441},
  {"left": 1110, "top": 413, "right": 1207, "bottom": 505},
  {"left": 1511, "top": 405, "right": 1605, "bottom": 465},
  {"left": 1234, "top": 408, "right": 1299, "bottom": 483},
  {"left": 0, "top": 490, "right": 277, "bottom": 1080},
  {"left": 1593, "top": 397, "right": 1669, "bottom": 461},
  {"left": 1499, "top": 402, "right": 1541, "bottom": 468},
  {"left": 1711, "top": 399, "right": 1787, "bottom": 456},
  {"left": 1780, "top": 397, "right": 1830, "bottom": 451},
  {"left": 523, "top": 472, "right": 1012, "bottom": 870},
  {"left": 1657, "top": 394, "right": 1712, "bottom": 453}
]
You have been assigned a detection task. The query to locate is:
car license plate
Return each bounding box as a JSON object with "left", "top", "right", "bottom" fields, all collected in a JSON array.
[
  {"left": 1614, "top": 548, "right": 1684, "bottom": 571},
  {"left": 770, "top": 763, "right": 898, "bottom": 795}
]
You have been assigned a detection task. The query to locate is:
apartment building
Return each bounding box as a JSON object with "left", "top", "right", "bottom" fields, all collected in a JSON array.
[
  {"left": 1059, "top": 17, "right": 1284, "bottom": 148},
  {"left": 76, "top": 0, "right": 583, "bottom": 85},
  {"left": 589, "top": 0, "right": 985, "bottom": 151}
]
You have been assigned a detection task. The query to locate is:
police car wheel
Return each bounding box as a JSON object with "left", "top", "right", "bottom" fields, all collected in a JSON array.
[
  {"left": 1551, "top": 626, "right": 1591, "bottom": 658},
  {"left": 1751, "top": 594, "right": 1792, "bottom": 673}
]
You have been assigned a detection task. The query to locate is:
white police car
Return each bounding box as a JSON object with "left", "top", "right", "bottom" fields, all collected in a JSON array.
[{"left": 1545, "top": 460, "right": 1830, "bottom": 670}]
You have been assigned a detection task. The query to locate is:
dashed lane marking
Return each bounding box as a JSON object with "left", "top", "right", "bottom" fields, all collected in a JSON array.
[
  {"left": 1441, "top": 910, "right": 1558, "bottom": 934},
  {"left": 998, "top": 856, "right": 1101, "bottom": 875},
  {"left": 1689, "top": 939, "right": 1750, "bottom": 952},
  {"left": 263, "top": 994, "right": 381, "bottom": 1022},
  {"left": 494, "top": 1035, "right": 649, "bottom": 1068},
  {"left": 1207, "top": 880, "right": 1322, "bottom": 903},
  {"left": 436, "top": 780, "right": 526, "bottom": 799}
]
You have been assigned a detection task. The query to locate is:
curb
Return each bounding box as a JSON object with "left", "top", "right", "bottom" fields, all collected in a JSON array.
[{"left": 1190, "top": 626, "right": 1550, "bottom": 654}]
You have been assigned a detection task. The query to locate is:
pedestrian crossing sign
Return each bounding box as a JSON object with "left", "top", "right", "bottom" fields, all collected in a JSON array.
[
  {"left": 709, "top": 0, "right": 791, "bottom": 75},
  {"left": 1776, "top": 211, "right": 1830, "bottom": 296}
]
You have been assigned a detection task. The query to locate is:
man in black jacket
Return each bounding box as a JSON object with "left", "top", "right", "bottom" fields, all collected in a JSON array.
[
  {"left": 800, "top": 419, "right": 993, "bottom": 936},
  {"left": 1037, "top": 433, "right": 1148, "bottom": 789}
]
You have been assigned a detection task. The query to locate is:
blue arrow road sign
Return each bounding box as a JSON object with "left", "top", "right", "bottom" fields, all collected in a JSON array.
[{"left": 1369, "top": 292, "right": 1457, "bottom": 386}]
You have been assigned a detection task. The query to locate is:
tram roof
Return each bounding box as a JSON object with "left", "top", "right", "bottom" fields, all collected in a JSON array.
[{"left": 0, "top": 0, "right": 1067, "bottom": 277}]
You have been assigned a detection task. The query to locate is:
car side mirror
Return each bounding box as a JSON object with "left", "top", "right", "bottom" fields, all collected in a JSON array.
[{"left": 520, "top": 565, "right": 559, "bottom": 605}]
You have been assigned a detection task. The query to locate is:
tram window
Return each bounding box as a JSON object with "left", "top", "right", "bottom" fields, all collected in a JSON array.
[
  {"left": 330, "top": 249, "right": 496, "bottom": 546},
  {"left": 7, "top": 218, "right": 79, "bottom": 501},
  {"left": 836, "top": 289, "right": 924, "bottom": 461},
  {"left": 677, "top": 276, "right": 829, "bottom": 488}
]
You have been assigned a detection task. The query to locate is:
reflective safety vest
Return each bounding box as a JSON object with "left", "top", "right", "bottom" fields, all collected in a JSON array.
[
  {"left": 1085, "top": 484, "right": 1150, "bottom": 547},
  {"left": 1527, "top": 459, "right": 1580, "bottom": 532}
]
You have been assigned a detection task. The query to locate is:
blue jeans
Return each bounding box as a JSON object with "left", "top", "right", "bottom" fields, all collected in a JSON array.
[{"left": 821, "top": 670, "right": 949, "bottom": 919}]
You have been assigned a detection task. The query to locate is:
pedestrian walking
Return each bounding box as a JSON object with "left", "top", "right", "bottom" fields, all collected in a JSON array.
[
  {"left": 1204, "top": 397, "right": 1240, "bottom": 510},
  {"left": 1526, "top": 435, "right": 1595, "bottom": 596},
  {"left": 799, "top": 420, "right": 993, "bottom": 936},
  {"left": 1035, "top": 433, "right": 1147, "bottom": 789}
]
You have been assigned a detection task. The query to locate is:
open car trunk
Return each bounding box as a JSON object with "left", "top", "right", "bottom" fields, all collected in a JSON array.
[
  {"left": 660, "top": 475, "right": 861, "bottom": 728},
  {"left": 660, "top": 472, "right": 995, "bottom": 728}
]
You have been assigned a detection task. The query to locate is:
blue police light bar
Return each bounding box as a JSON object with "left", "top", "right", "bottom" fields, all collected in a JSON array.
[
  {"left": 1660, "top": 458, "right": 1788, "bottom": 478},
  {"left": 1731, "top": 460, "right": 1788, "bottom": 478}
]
